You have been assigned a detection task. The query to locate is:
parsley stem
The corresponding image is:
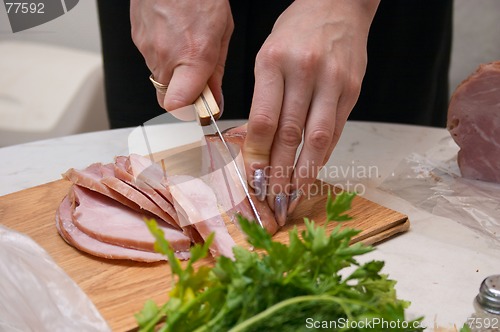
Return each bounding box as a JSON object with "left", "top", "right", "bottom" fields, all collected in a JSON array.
[
  {"left": 166, "top": 286, "right": 223, "bottom": 329},
  {"left": 228, "top": 294, "right": 358, "bottom": 332},
  {"left": 141, "top": 303, "right": 168, "bottom": 332}
]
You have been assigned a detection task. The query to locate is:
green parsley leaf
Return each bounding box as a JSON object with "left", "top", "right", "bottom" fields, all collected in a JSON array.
[
  {"left": 137, "top": 191, "right": 424, "bottom": 332},
  {"left": 326, "top": 190, "right": 356, "bottom": 222}
]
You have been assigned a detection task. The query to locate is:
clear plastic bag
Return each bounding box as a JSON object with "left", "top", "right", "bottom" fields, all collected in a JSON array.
[
  {"left": 379, "top": 136, "right": 500, "bottom": 246},
  {"left": 0, "top": 225, "right": 110, "bottom": 332}
]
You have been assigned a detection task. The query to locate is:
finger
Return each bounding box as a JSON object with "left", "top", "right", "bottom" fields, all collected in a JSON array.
[
  {"left": 321, "top": 75, "right": 362, "bottom": 166},
  {"left": 208, "top": 11, "right": 234, "bottom": 109},
  {"left": 243, "top": 59, "right": 284, "bottom": 201},
  {"left": 322, "top": 109, "right": 348, "bottom": 166},
  {"left": 163, "top": 63, "right": 215, "bottom": 112},
  {"left": 151, "top": 70, "right": 172, "bottom": 110},
  {"left": 290, "top": 86, "right": 339, "bottom": 212},
  {"left": 208, "top": 66, "right": 225, "bottom": 113},
  {"left": 144, "top": 43, "right": 172, "bottom": 110},
  {"left": 266, "top": 76, "right": 313, "bottom": 222}
]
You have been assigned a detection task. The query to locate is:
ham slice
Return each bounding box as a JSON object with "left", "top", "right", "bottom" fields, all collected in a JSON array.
[
  {"left": 100, "top": 164, "right": 178, "bottom": 228},
  {"left": 62, "top": 163, "right": 140, "bottom": 212},
  {"left": 168, "top": 175, "right": 236, "bottom": 258},
  {"left": 448, "top": 61, "right": 500, "bottom": 183},
  {"left": 204, "top": 132, "right": 279, "bottom": 235},
  {"left": 57, "top": 126, "right": 283, "bottom": 262},
  {"left": 126, "top": 154, "right": 173, "bottom": 202},
  {"left": 113, "top": 156, "right": 178, "bottom": 222},
  {"left": 116, "top": 156, "right": 204, "bottom": 241},
  {"left": 70, "top": 186, "right": 190, "bottom": 253},
  {"left": 56, "top": 195, "right": 189, "bottom": 262},
  {"left": 64, "top": 162, "right": 178, "bottom": 228}
]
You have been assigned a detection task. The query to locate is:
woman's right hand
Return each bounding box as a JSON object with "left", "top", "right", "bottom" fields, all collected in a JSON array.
[{"left": 130, "top": 0, "right": 234, "bottom": 111}]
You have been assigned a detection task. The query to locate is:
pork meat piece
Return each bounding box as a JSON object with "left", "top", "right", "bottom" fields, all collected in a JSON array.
[
  {"left": 114, "top": 156, "right": 178, "bottom": 222},
  {"left": 126, "top": 154, "right": 173, "bottom": 202},
  {"left": 57, "top": 195, "right": 190, "bottom": 262},
  {"left": 117, "top": 156, "right": 203, "bottom": 240},
  {"left": 447, "top": 61, "right": 500, "bottom": 183},
  {"left": 63, "top": 163, "right": 140, "bottom": 211},
  {"left": 70, "top": 185, "right": 191, "bottom": 252},
  {"left": 204, "top": 131, "right": 279, "bottom": 234},
  {"left": 100, "top": 163, "right": 179, "bottom": 228},
  {"left": 168, "top": 175, "right": 236, "bottom": 259}
]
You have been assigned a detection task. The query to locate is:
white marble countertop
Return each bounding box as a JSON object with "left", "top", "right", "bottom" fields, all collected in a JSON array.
[{"left": 1, "top": 120, "right": 499, "bottom": 330}]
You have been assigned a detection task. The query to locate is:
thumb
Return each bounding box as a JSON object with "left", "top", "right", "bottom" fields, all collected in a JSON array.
[{"left": 163, "top": 64, "right": 212, "bottom": 112}]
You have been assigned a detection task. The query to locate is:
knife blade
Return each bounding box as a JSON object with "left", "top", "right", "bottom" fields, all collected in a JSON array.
[
  {"left": 127, "top": 85, "right": 263, "bottom": 228},
  {"left": 195, "top": 86, "right": 264, "bottom": 228}
]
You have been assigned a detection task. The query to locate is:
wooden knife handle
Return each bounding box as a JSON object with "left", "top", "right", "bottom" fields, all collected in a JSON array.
[{"left": 195, "top": 85, "right": 221, "bottom": 126}]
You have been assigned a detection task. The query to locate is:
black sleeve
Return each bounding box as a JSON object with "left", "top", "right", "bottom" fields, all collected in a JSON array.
[
  {"left": 97, "top": 0, "right": 452, "bottom": 128},
  {"left": 350, "top": 0, "right": 453, "bottom": 127},
  {"left": 97, "top": 0, "right": 164, "bottom": 129}
]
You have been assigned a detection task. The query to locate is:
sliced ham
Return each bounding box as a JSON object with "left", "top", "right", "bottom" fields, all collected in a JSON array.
[
  {"left": 448, "top": 61, "right": 500, "bottom": 183},
  {"left": 100, "top": 163, "right": 178, "bottom": 228},
  {"left": 204, "top": 132, "right": 279, "bottom": 235},
  {"left": 114, "top": 156, "right": 178, "bottom": 222},
  {"left": 126, "top": 154, "right": 173, "bottom": 202},
  {"left": 70, "top": 186, "right": 190, "bottom": 252},
  {"left": 168, "top": 175, "right": 236, "bottom": 258},
  {"left": 57, "top": 126, "right": 285, "bottom": 263},
  {"left": 63, "top": 163, "right": 140, "bottom": 211},
  {"left": 116, "top": 156, "right": 202, "bottom": 241},
  {"left": 56, "top": 195, "right": 189, "bottom": 262}
]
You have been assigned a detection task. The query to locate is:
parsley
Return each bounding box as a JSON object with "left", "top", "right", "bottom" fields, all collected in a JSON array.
[{"left": 137, "top": 192, "right": 424, "bottom": 331}]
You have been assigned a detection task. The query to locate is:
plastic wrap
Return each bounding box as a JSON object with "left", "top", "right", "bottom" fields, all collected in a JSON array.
[
  {"left": 379, "top": 136, "right": 500, "bottom": 245},
  {"left": 0, "top": 225, "right": 110, "bottom": 332}
]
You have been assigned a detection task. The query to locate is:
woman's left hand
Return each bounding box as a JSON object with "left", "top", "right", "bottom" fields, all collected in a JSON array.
[{"left": 243, "top": 0, "right": 380, "bottom": 224}]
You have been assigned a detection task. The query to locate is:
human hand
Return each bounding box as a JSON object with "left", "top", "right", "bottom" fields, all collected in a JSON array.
[
  {"left": 130, "top": 0, "right": 233, "bottom": 111},
  {"left": 244, "top": 0, "right": 380, "bottom": 225}
]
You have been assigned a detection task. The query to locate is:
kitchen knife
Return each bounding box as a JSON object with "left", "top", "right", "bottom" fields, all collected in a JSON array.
[
  {"left": 195, "top": 86, "right": 264, "bottom": 228},
  {"left": 127, "top": 85, "right": 264, "bottom": 228}
]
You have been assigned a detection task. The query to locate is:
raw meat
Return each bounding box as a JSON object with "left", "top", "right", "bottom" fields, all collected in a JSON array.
[
  {"left": 70, "top": 186, "right": 190, "bottom": 252},
  {"left": 447, "top": 61, "right": 500, "bottom": 183}
]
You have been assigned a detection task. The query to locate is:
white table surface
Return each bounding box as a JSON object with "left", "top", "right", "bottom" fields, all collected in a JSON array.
[{"left": 1, "top": 120, "right": 499, "bottom": 330}]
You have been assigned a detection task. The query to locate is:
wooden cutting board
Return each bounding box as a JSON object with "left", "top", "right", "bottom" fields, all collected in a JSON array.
[{"left": 0, "top": 179, "right": 409, "bottom": 332}]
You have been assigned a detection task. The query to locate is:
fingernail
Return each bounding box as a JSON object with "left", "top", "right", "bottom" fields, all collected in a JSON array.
[
  {"left": 275, "top": 193, "right": 288, "bottom": 226},
  {"left": 287, "top": 189, "right": 303, "bottom": 214},
  {"left": 253, "top": 169, "right": 266, "bottom": 201}
]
